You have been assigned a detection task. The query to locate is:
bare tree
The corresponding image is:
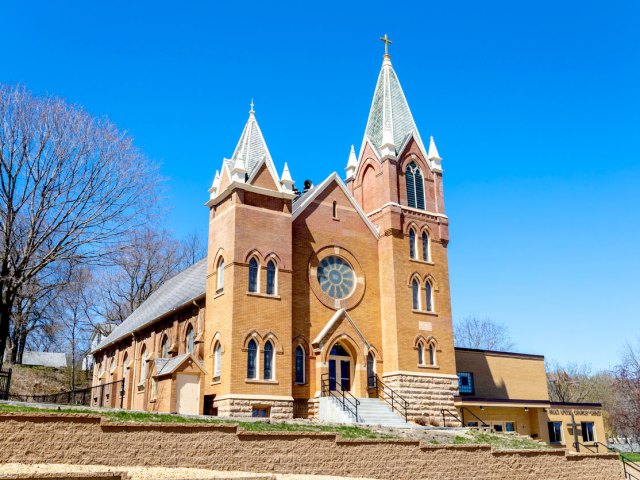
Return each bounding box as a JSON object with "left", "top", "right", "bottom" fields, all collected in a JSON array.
[
  {"left": 179, "top": 230, "right": 207, "bottom": 269},
  {"left": 453, "top": 316, "right": 515, "bottom": 351},
  {"left": 610, "top": 340, "right": 640, "bottom": 442},
  {"left": 547, "top": 361, "right": 601, "bottom": 403},
  {"left": 97, "top": 228, "right": 186, "bottom": 324},
  {"left": 0, "top": 84, "right": 160, "bottom": 366}
]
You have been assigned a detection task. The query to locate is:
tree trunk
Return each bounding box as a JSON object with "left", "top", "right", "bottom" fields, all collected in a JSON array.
[{"left": 0, "top": 300, "right": 12, "bottom": 371}]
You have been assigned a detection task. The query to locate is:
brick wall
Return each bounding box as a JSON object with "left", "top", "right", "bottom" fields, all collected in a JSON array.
[{"left": 0, "top": 414, "right": 623, "bottom": 480}]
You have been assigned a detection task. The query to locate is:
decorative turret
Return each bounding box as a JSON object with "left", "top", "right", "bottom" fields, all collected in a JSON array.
[
  {"left": 209, "top": 170, "right": 221, "bottom": 200},
  {"left": 280, "top": 162, "right": 294, "bottom": 193},
  {"left": 345, "top": 145, "right": 358, "bottom": 180},
  {"left": 428, "top": 136, "right": 443, "bottom": 172}
]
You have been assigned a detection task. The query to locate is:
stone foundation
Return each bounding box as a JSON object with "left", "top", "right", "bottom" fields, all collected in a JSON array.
[
  {"left": 213, "top": 397, "right": 293, "bottom": 419},
  {"left": 383, "top": 372, "right": 461, "bottom": 425}
]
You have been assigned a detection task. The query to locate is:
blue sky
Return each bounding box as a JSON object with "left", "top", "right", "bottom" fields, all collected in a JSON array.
[{"left": 3, "top": 1, "right": 639, "bottom": 369}]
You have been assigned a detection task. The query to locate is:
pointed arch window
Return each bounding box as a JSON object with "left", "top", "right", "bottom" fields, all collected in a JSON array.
[
  {"left": 429, "top": 343, "right": 436, "bottom": 366},
  {"left": 409, "top": 229, "right": 417, "bottom": 259},
  {"left": 161, "top": 335, "right": 169, "bottom": 358},
  {"left": 367, "top": 352, "right": 376, "bottom": 388},
  {"left": 247, "top": 339, "right": 258, "bottom": 379},
  {"left": 139, "top": 345, "right": 147, "bottom": 386},
  {"left": 214, "top": 342, "right": 222, "bottom": 380},
  {"left": 217, "top": 258, "right": 225, "bottom": 293},
  {"left": 405, "top": 162, "right": 425, "bottom": 210},
  {"left": 425, "top": 280, "right": 434, "bottom": 312},
  {"left": 412, "top": 279, "right": 420, "bottom": 310},
  {"left": 248, "top": 258, "right": 259, "bottom": 293},
  {"left": 332, "top": 201, "right": 338, "bottom": 219},
  {"left": 263, "top": 341, "right": 274, "bottom": 380},
  {"left": 295, "top": 345, "right": 305, "bottom": 384},
  {"left": 417, "top": 342, "right": 424, "bottom": 366},
  {"left": 422, "top": 231, "right": 430, "bottom": 262},
  {"left": 186, "top": 325, "right": 195, "bottom": 354},
  {"left": 266, "top": 260, "right": 276, "bottom": 295}
]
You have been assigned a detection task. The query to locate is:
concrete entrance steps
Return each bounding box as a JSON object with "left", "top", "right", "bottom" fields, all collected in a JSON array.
[{"left": 356, "top": 398, "right": 410, "bottom": 428}]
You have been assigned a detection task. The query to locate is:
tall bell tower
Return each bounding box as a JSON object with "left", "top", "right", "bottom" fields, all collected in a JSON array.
[{"left": 346, "top": 37, "right": 459, "bottom": 422}]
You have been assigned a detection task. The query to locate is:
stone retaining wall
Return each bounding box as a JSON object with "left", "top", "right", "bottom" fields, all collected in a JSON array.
[{"left": 0, "top": 413, "right": 623, "bottom": 480}]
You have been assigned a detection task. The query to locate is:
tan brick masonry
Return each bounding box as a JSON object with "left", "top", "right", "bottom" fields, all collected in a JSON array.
[{"left": 0, "top": 414, "right": 624, "bottom": 480}]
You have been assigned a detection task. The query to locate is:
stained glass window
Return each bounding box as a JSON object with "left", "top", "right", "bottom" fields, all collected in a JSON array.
[{"left": 317, "top": 256, "right": 355, "bottom": 300}]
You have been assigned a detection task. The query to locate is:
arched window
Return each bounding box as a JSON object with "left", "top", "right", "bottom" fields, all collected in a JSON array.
[
  {"left": 332, "top": 200, "right": 338, "bottom": 219},
  {"left": 214, "top": 342, "right": 222, "bottom": 379},
  {"left": 405, "top": 162, "right": 425, "bottom": 210},
  {"left": 139, "top": 345, "right": 147, "bottom": 386},
  {"left": 367, "top": 352, "right": 376, "bottom": 388},
  {"left": 422, "top": 231, "right": 430, "bottom": 262},
  {"left": 417, "top": 342, "right": 424, "bottom": 365},
  {"left": 263, "top": 341, "right": 274, "bottom": 380},
  {"left": 186, "top": 325, "right": 195, "bottom": 354},
  {"left": 295, "top": 345, "right": 305, "bottom": 384},
  {"left": 217, "top": 258, "right": 225, "bottom": 292},
  {"left": 161, "top": 335, "right": 169, "bottom": 358},
  {"left": 248, "top": 257, "right": 259, "bottom": 293},
  {"left": 266, "top": 260, "right": 276, "bottom": 295},
  {"left": 429, "top": 343, "right": 436, "bottom": 366},
  {"left": 412, "top": 279, "right": 420, "bottom": 310},
  {"left": 409, "top": 229, "right": 416, "bottom": 259},
  {"left": 425, "top": 281, "right": 434, "bottom": 312},
  {"left": 247, "top": 339, "right": 258, "bottom": 379}
]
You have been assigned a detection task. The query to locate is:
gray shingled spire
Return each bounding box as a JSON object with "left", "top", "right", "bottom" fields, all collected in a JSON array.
[
  {"left": 227, "top": 102, "right": 273, "bottom": 177},
  {"left": 362, "top": 50, "right": 425, "bottom": 158}
]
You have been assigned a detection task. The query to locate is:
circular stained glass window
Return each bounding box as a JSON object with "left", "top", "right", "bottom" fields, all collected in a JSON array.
[{"left": 317, "top": 256, "right": 355, "bottom": 300}]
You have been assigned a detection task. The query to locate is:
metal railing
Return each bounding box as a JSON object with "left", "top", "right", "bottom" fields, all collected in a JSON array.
[
  {"left": 0, "top": 368, "right": 11, "bottom": 400},
  {"left": 440, "top": 408, "right": 463, "bottom": 427},
  {"left": 367, "top": 375, "right": 409, "bottom": 422},
  {"left": 11, "top": 379, "right": 125, "bottom": 408},
  {"left": 576, "top": 441, "right": 640, "bottom": 480},
  {"left": 321, "top": 373, "right": 360, "bottom": 422},
  {"left": 459, "top": 407, "right": 489, "bottom": 428}
]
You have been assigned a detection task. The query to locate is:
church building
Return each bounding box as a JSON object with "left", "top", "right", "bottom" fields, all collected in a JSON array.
[{"left": 91, "top": 39, "right": 605, "bottom": 450}]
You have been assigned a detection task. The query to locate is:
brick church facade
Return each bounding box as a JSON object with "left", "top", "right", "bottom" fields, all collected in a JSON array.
[
  {"left": 92, "top": 43, "right": 460, "bottom": 421},
  {"left": 91, "top": 43, "right": 605, "bottom": 449}
]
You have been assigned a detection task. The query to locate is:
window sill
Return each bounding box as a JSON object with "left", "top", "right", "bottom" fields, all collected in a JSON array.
[
  {"left": 412, "top": 309, "right": 437, "bottom": 316},
  {"left": 294, "top": 382, "right": 307, "bottom": 386},
  {"left": 332, "top": 217, "right": 340, "bottom": 221},
  {"left": 211, "top": 377, "right": 221, "bottom": 385},
  {"left": 246, "top": 292, "right": 281, "bottom": 300},
  {"left": 245, "top": 379, "right": 279, "bottom": 385},
  {"left": 149, "top": 398, "right": 157, "bottom": 403},
  {"left": 410, "top": 258, "right": 434, "bottom": 266},
  {"left": 213, "top": 290, "right": 224, "bottom": 299},
  {"left": 137, "top": 383, "right": 145, "bottom": 392},
  {"left": 418, "top": 364, "right": 439, "bottom": 370}
]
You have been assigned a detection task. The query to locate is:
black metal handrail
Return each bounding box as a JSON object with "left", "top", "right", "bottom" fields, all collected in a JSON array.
[
  {"left": 623, "top": 456, "right": 640, "bottom": 480},
  {"left": 20, "top": 379, "right": 126, "bottom": 408},
  {"left": 367, "top": 374, "right": 409, "bottom": 422},
  {"left": 321, "top": 373, "right": 360, "bottom": 422},
  {"left": 440, "top": 408, "right": 463, "bottom": 427},
  {"left": 459, "top": 407, "right": 489, "bottom": 428}
]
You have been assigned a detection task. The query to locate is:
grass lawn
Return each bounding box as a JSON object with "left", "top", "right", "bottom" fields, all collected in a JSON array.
[
  {"left": 452, "top": 430, "right": 548, "bottom": 450},
  {"left": 0, "top": 403, "right": 393, "bottom": 439},
  {"left": 622, "top": 452, "right": 640, "bottom": 462}
]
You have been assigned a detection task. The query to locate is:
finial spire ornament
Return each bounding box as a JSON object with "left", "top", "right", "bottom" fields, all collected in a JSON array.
[
  {"left": 249, "top": 99, "right": 255, "bottom": 115},
  {"left": 380, "top": 34, "right": 392, "bottom": 57}
]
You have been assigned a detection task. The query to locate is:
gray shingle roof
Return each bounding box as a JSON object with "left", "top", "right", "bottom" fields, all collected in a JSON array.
[
  {"left": 21, "top": 351, "right": 68, "bottom": 368},
  {"left": 93, "top": 258, "right": 207, "bottom": 353},
  {"left": 362, "top": 56, "right": 425, "bottom": 157},
  {"left": 230, "top": 110, "right": 272, "bottom": 176},
  {"left": 154, "top": 353, "right": 206, "bottom": 377}
]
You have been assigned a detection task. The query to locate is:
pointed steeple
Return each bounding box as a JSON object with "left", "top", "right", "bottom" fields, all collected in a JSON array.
[
  {"left": 280, "top": 162, "right": 294, "bottom": 193},
  {"left": 226, "top": 101, "right": 273, "bottom": 178},
  {"left": 345, "top": 145, "right": 358, "bottom": 180},
  {"left": 361, "top": 36, "right": 425, "bottom": 158},
  {"left": 428, "top": 136, "right": 442, "bottom": 172}
]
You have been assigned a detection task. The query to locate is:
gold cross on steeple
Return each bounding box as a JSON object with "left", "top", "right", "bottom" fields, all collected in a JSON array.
[{"left": 380, "top": 34, "right": 392, "bottom": 56}]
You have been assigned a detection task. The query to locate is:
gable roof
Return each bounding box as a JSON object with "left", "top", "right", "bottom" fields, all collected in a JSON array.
[
  {"left": 154, "top": 353, "right": 207, "bottom": 377},
  {"left": 21, "top": 351, "right": 68, "bottom": 368},
  {"left": 312, "top": 309, "right": 371, "bottom": 351},
  {"left": 228, "top": 109, "right": 276, "bottom": 179},
  {"left": 360, "top": 55, "right": 426, "bottom": 160},
  {"left": 92, "top": 258, "right": 208, "bottom": 354},
  {"left": 292, "top": 172, "right": 379, "bottom": 238}
]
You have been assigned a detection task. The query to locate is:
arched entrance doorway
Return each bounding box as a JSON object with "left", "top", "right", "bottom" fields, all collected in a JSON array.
[{"left": 328, "top": 342, "right": 353, "bottom": 393}]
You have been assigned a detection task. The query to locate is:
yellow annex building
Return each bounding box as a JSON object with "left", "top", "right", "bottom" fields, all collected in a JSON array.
[{"left": 91, "top": 40, "right": 604, "bottom": 450}]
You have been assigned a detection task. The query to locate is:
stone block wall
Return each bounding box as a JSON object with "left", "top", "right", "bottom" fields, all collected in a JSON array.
[
  {"left": 383, "top": 372, "right": 461, "bottom": 424},
  {"left": 0, "top": 413, "right": 624, "bottom": 480},
  {"left": 214, "top": 398, "right": 293, "bottom": 419}
]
